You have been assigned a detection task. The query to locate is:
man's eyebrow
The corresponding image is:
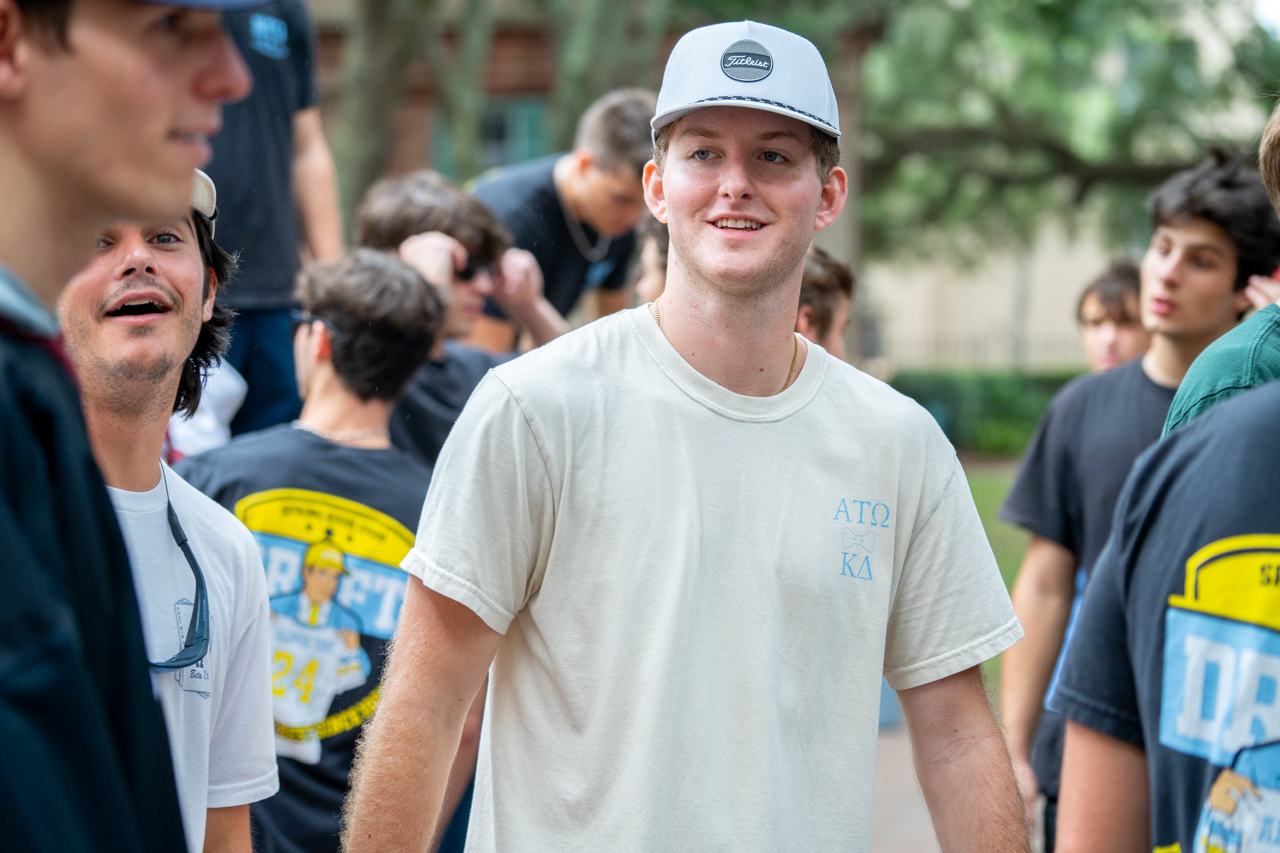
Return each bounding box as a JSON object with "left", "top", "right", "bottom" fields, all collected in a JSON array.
[{"left": 677, "top": 127, "right": 806, "bottom": 145}]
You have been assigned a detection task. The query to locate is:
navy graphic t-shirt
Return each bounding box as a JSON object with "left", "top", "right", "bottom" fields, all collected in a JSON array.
[
  {"left": 1000, "top": 356, "right": 1176, "bottom": 796},
  {"left": 205, "top": 0, "right": 318, "bottom": 309},
  {"left": 471, "top": 155, "right": 635, "bottom": 323},
  {"left": 178, "top": 426, "right": 432, "bottom": 853},
  {"left": 1053, "top": 380, "right": 1280, "bottom": 853}
]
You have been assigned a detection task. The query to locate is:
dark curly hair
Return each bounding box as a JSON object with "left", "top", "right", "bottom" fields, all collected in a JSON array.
[
  {"left": 172, "top": 211, "right": 236, "bottom": 418},
  {"left": 1148, "top": 149, "right": 1280, "bottom": 290}
]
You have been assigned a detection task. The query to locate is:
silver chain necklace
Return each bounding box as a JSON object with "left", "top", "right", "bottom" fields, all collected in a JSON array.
[
  {"left": 292, "top": 420, "right": 389, "bottom": 443},
  {"left": 558, "top": 192, "right": 611, "bottom": 263}
]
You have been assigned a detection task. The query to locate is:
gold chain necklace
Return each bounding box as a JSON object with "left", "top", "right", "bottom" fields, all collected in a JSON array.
[{"left": 652, "top": 299, "right": 799, "bottom": 392}]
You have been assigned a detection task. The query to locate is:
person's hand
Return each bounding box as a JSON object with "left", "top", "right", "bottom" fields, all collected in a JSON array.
[
  {"left": 399, "top": 232, "right": 466, "bottom": 292},
  {"left": 1244, "top": 275, "right": 1280, "bottom": 311},
  {"left": 490, "top": 248, "right": 545, "bottom": 319},
  {"left": 1012, "top": 752, "right": 1038, "bottom": 825},
  {"left": 339, "top": 629, "right": 361, "bottom": 650}
]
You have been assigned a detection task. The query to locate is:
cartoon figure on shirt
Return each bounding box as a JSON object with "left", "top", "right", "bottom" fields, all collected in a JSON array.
[
  {"left": 269, "top": 535, "right": 371, "bottom": 763},
  {"left": 1154, "top": 535, "right": 1280, "bottom": 853}
]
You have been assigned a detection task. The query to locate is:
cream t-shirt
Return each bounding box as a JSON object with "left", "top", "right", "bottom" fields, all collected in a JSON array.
[{"left": 405, "top": 306, "right": 1021, "bottom": 851}]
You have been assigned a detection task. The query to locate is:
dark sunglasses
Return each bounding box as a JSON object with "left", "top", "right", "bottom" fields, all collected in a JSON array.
[
  {"left": 150, "top": 469, "right": 210, "bottom": 670},
  {"left": 290, "top": 309, "right": 339, "bottom": 337},
  {"left": 457, "top": 257, "right": 498, "bottom": 282}
]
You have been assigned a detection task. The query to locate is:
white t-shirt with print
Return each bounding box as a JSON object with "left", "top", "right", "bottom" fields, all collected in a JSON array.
[
  {"left": 403, "top": 306, "right": 1022, "bottom": 852},
  {"left": 109, "top": 463, "right": 278, "bottom": 852}
]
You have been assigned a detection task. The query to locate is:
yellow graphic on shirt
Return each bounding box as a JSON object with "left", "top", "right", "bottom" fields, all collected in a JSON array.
[
  {"left": 1158, "top": 536, "right": 1280, "bottom": 853},
  {"left": 235, "top": 489, "right": 414, "bottom": 764},
  {"left": 1168, "top": 535, "right": 1280, "bottom": 631}
]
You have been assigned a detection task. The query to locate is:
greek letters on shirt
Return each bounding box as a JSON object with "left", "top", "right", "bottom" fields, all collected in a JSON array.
[{"left": 832, "top": 498, "right": 890, "bottom": 581}]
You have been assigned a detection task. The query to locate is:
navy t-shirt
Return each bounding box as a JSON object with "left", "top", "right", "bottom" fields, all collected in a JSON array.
[
  {"left": 1000, "top": 357, "right": 1177, "bottom": 796},
  {"left": 178, "top": 426, "right": 432, "bottom": 853},
  {"left": 205, "top": 0, "right": 318, "bottom": 310},
  {"left": 471, "top": 155, "right": 635, "bottom": 322},
  {"left": 1053, "top": 380, "right": 1280, "bottom": 853},
  {"left": 390, "top": 341, "right": 514, "bottom": 467}
]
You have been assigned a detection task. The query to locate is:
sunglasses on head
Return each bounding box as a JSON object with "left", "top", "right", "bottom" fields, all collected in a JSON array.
[{"left": 457, "top": 257, "right": 498, "bottom": 282}]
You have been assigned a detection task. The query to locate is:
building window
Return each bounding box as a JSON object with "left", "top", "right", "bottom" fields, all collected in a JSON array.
[{"left": 434, "top": 96, "right": 548, "bottom": 180}]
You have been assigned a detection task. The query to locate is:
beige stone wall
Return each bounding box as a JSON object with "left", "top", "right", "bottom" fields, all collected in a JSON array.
[{"left": 844, "top": 226, "right": 1116, "bottom": 372}]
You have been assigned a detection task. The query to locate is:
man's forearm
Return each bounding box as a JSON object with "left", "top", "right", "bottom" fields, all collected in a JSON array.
[
  {"left": 1000, "top": 537, "right": 1076, "bottom": 765},
  {"left": 292, "top": 108, "right": 344, "bottom": 262},
  {"left": 903, "top": 667, "right": 1031, "bottom": 853},
  {"left": 342, "top": 583, "right": 500, "bottom": 853}
]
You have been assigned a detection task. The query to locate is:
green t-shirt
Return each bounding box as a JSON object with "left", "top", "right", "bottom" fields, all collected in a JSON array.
[{"left": 1162, "top": 302, "right": 1280, "bottom": 436}]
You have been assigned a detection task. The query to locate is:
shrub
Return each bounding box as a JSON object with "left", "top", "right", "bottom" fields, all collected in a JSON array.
[{"left": 890, "top": 370, "right": 1080, "bottom": 457}]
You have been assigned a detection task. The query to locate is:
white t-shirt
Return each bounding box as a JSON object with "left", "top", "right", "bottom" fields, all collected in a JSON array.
[
  {"left": 109, "top": 463, "right": 278, "bottom": 852},
  {"left": 405, "top": 306, "right": 1022, "bottom": 852}
]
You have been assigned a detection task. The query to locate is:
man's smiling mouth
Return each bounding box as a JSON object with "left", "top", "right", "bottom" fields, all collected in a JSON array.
[
  {"left": 714, "top": 219, "right": 762, "bottom": 231},
  {"left": 106, "top": 299, "right": 171, "bottom": 318}
]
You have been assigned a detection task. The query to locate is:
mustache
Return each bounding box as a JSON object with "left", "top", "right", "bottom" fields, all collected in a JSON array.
[{"left": 95, "top": 275, "right": 183, "bottom": 316}]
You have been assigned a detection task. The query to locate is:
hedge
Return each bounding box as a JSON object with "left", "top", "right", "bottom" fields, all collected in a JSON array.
[{"left": 890, "top": 370, "right": 1082, "bottom": 457}]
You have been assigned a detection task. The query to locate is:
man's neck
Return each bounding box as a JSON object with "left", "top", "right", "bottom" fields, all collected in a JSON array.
[
  {"left": 82, "top": 388, "right": 174, "bottom": 493},
  {"left": 298, "top": 367, "right": 395, "bottom": 449},
  {"left": 657, "top": 264, "right": 809, "bottom": 397},
  {"left": 0, "top": 144, "right": 103, "bottom": 310},
  {"left": 1141, "top": 326, "right": 1230, "bottom": 389},
  {"left": 552, "top": 155, "right": 588, "bottom": 228}
]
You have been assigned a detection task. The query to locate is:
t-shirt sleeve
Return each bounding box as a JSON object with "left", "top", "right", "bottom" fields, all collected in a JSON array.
[
  {"left": 884, "top": 453, "right": 1023, "bottom": 690},
  {"left": 999, "top": 391, "right": 1079, "bottom": 552},
  {"left": 287, "top": 0, "right": 318, "bottom": 111},
  {"left": 206, "top": 529, "right": 279, "bottom": 807},
  {"left": 1048, "top": 531, "right": 1143, "bottom": 748},
  {"left": 401, "top": 373, "right": 556, "bottom": 633}
]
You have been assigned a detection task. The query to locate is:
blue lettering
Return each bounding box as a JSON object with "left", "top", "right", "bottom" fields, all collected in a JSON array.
[
  {"left": 841, "top": 552, "right": 855, "bottom": 577},
  {"left": 857, "top": 556, "right": 873, "bottom": 580},
  {"left": 872, "top": 503, "right": 891, "bottom": 528},
  {"left": 856, "top": 500, "right": 869, "bottom": 524},
  {"left": 834, "top": 499, "right": 851, "bottom": 523}
]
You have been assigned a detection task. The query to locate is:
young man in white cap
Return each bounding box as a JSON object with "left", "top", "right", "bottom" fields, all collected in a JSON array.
[
  {"left": 0, "top": 1, "right": 252, "bottom": 849},
  {"left": 343, "top": 21, "right": 1028, "bottom": 852},
  {"left": 59, "top": 171, "right": 278, "bottom": 853}
]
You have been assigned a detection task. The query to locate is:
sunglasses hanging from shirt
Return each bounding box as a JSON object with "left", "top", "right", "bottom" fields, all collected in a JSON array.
[{"left": 149, "top": 468, "right": 210, "bottom": 670}]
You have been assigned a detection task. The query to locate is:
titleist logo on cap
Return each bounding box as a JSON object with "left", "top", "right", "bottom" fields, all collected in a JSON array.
[{"left": 720, "top": 39, "right": 773, "bottom": 82}]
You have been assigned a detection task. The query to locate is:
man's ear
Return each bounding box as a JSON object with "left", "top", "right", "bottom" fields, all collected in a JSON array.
[
  {"left": 813, "top": 166, "right": 849, "bottom": 232},
  {"left": 202, "top": 268, "right": 217, "bottom": 323},
  {"left": 643, "top": 161, "right": 667, "bottom": 223},
  {"left": 1234, "top": 285, "right": 1255, "bottom": 319},
  {"left": 0, "top": 1, "right": 31, "bottom": 100},
  {"left": 572, "top": 147, "right": 595, "bottom": 176},
  {"left": 795, "top": 304, "right": 818, "bottom": 339},
  {"left": 314, "top": 322, "right": 332, "bottom": 361}
]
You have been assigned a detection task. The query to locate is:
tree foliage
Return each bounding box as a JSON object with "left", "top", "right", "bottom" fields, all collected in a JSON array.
[
  {"left": 331, "top": 0, "right": 1280, "bottom": 260},
  {"left": 857, "top": 0, "right": 1278, "bottom": 260}
]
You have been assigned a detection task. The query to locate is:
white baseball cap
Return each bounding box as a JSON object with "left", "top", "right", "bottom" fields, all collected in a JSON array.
[
  {"left": 192, "top": 169, "right": 217, "bottom": 237},
  {"left": 652, "top": 21, "right": 840, "bottom": 142}
]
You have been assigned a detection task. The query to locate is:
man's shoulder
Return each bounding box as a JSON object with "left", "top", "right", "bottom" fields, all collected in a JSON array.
[
  {"left": 1188, "top": 304, "right": 1280, "bottom": 388},
  {"left": 167, "top": 468, "right": 260, "bottom": 555},
  {"left": 488, "top": 310, "right": 635, "bottom": 394},
  {"left": 819, "top": 354, "right": 946, "bottom": 435},
  {"left": 471, "top": 156, "right": 559, "bottom": 215}
]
